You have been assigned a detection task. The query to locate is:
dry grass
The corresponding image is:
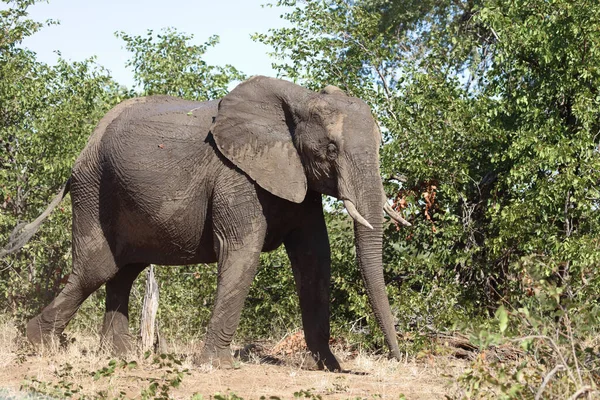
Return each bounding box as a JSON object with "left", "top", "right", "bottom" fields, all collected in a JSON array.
[{"left": 0, "top": 318, "right": 466, "bottom": 399}]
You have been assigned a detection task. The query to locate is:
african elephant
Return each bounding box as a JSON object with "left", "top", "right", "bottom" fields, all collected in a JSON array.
[{"left": 1, "top": 76, "right": 410, "bottom": 371}]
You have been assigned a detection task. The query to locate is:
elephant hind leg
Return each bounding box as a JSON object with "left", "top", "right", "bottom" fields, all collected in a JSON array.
[
  {"left": 26, "top": 238, "right": 118, "bottom": 348},
  {"left": 100, "top": 263, "right": 147, "bottom": 355}
]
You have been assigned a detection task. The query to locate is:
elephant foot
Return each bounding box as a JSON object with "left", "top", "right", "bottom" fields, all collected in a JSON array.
[
  {"left": 194, "top": 347, "right": 236, "bottom": 369},
  {"left": 304, "top": 350, "right": 341, "bottom": 372},
  {"left": 26, "top": 315, "right": 68, "bottom": 350}
]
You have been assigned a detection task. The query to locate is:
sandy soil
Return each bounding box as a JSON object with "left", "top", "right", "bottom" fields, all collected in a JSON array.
[{"left": 0, "top": 322, "right": 466, "bottom": 399}]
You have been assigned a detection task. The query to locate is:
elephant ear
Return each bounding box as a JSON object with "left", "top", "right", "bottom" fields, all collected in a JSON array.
[{"left": 211, "top": 76, "right": 308, "bottom": 203}]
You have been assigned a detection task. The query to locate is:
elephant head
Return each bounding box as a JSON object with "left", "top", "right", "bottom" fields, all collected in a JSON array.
[{"left": 211, "top": 75, "right": 403, "bottom": 360}]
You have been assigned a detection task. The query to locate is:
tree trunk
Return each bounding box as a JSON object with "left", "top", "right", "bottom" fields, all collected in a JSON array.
[{"left": 140, "top": 265, "right": 159, "bottom": 352}]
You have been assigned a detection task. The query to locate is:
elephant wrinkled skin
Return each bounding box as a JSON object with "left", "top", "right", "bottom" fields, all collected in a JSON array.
[{"left": 2, "top": 76, "right": 408, "bottom": 371}]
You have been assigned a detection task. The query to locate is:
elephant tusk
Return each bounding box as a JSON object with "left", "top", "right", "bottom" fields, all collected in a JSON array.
[
  {"left": 383, "top": 202, "right": 412, "bottom": 227},
  {"left": 343, "top": 200, "right": 374, "bottom": 230}
]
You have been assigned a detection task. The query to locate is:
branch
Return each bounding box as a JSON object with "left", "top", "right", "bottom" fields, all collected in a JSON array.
[
  {"left": 567, "top": 387, "right": 594, "bottom": 400},
  {"left": 535, "top": 364, "right": 565, "bottom": 400},
  {"left": 510, "top": 335, "right": 578, "bottom": 385},
  {"left": 341, "top": 32, "right": 399, "bottom": 124},
  {"left": 564, "top": 189, "right": 573, "bottom": 237},
  {"left": 564, "top": 313, "right": 583, "bottom": 386},
  {"left": 387, "top": 174, "right": 408, "bottom": 183}
]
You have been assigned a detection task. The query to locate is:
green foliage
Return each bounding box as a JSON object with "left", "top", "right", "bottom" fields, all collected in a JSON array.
[
  {"left": 239, "top": 247, "right": 300, "bottom": 339},
  {"left": 0, "top": 0, "right": 55, "bottom": 50},
  {"left": 0, "top": 0, "right": 124, "bottom": 323},
  {"left": 257, "top": 0, "right": 600, "bottom": 338},
  {"left": 455, "top": 287, "right": 600, "bottom": 399},
  {"left": 143, "top": 264, "right": 218, "bottom": 340},
  {"left": 255, "top": 3, "right": 600, "bottom": 396},
  {"left": 212, "top": 393, "right": 245, "bottom": 400},
  {"left": 140, "top": 353, "right": 190, "bottom": 400},
  {"left": 21, "top": 355, "right": 190, "bottom": 399},
  {"left": 92, "top": 359, "right": 138, "bottom": 381},
  {"left": 293, "top": 388, "right": 322, "bottom": 399},
  {"left": 116, "top": 28, "right": 245, "bottom": 100},
  {"left": 20, "top": 362, "right": 83, "bottom": 398},
  {"left": 21, "top": 377, "right": 84, "bottom": 399}
]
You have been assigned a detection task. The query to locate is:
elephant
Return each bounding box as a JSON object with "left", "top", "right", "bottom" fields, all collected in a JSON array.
[{"left": 1, "top": 76, "right": 410, "bottom": 371}]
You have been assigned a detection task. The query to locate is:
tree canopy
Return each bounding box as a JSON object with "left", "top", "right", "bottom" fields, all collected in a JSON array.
[{"left": 257, "top": 0, "right": 600, "bottom": 313}]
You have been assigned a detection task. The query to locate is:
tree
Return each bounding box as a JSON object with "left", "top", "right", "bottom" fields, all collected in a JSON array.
[
  {"left": 0, "top": 0, "right": 123, "bottom": 320},
  {"left": 116, "top": 28, "right": 245, "bottom": 101},
  {"left": 256, "top": 0, "right": 600, "bottom": 339},
  {"left": 256, "top": 0, "right": 600, "bottom": 394}
]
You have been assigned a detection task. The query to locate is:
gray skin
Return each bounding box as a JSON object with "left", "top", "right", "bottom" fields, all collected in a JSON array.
[{"left": 3, "top": 76, "right": 409, "bottom": 371}]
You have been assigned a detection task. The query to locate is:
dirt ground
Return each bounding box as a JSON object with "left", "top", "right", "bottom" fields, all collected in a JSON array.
[{"left": 0, "top": 322, "right": 466, "bottom": 399}]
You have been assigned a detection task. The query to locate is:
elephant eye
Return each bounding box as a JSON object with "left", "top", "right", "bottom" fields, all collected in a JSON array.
[{"left": 326, "top": 142, "right": 338, "bottom": 160}]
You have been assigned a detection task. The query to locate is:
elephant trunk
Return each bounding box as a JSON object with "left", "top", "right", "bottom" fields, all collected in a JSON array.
[{"left": 347, "top": 170, "right": 402, "bottom": 360}]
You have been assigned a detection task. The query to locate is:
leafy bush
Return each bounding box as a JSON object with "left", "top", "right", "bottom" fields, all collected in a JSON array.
[
  {"left": 0, "top": 0, "right": 124, "bottom": 325},
  {"left": 256, "top": 0, "right": 600, "bottom": 333}
]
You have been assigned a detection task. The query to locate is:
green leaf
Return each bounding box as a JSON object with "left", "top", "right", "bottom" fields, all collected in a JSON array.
[{"left": 496, "top": 306, "right": 509, "bottom": 334}]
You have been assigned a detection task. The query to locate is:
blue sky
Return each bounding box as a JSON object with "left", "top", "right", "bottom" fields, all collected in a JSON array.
[{"left": 20, "top": 0, "right": 291, "bottom": 88}]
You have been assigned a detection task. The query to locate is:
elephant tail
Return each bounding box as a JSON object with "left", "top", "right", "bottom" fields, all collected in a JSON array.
[{"left": 0, "top": 178, "right": 71, "bottom": 258}]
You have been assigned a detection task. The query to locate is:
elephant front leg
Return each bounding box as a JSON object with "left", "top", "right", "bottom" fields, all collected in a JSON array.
[
  {"left": 197, "top": 231, "right": 263, "bottom": 368},
  {"left": 284, "top": 194, "right": 341, "bottom": 371}
]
